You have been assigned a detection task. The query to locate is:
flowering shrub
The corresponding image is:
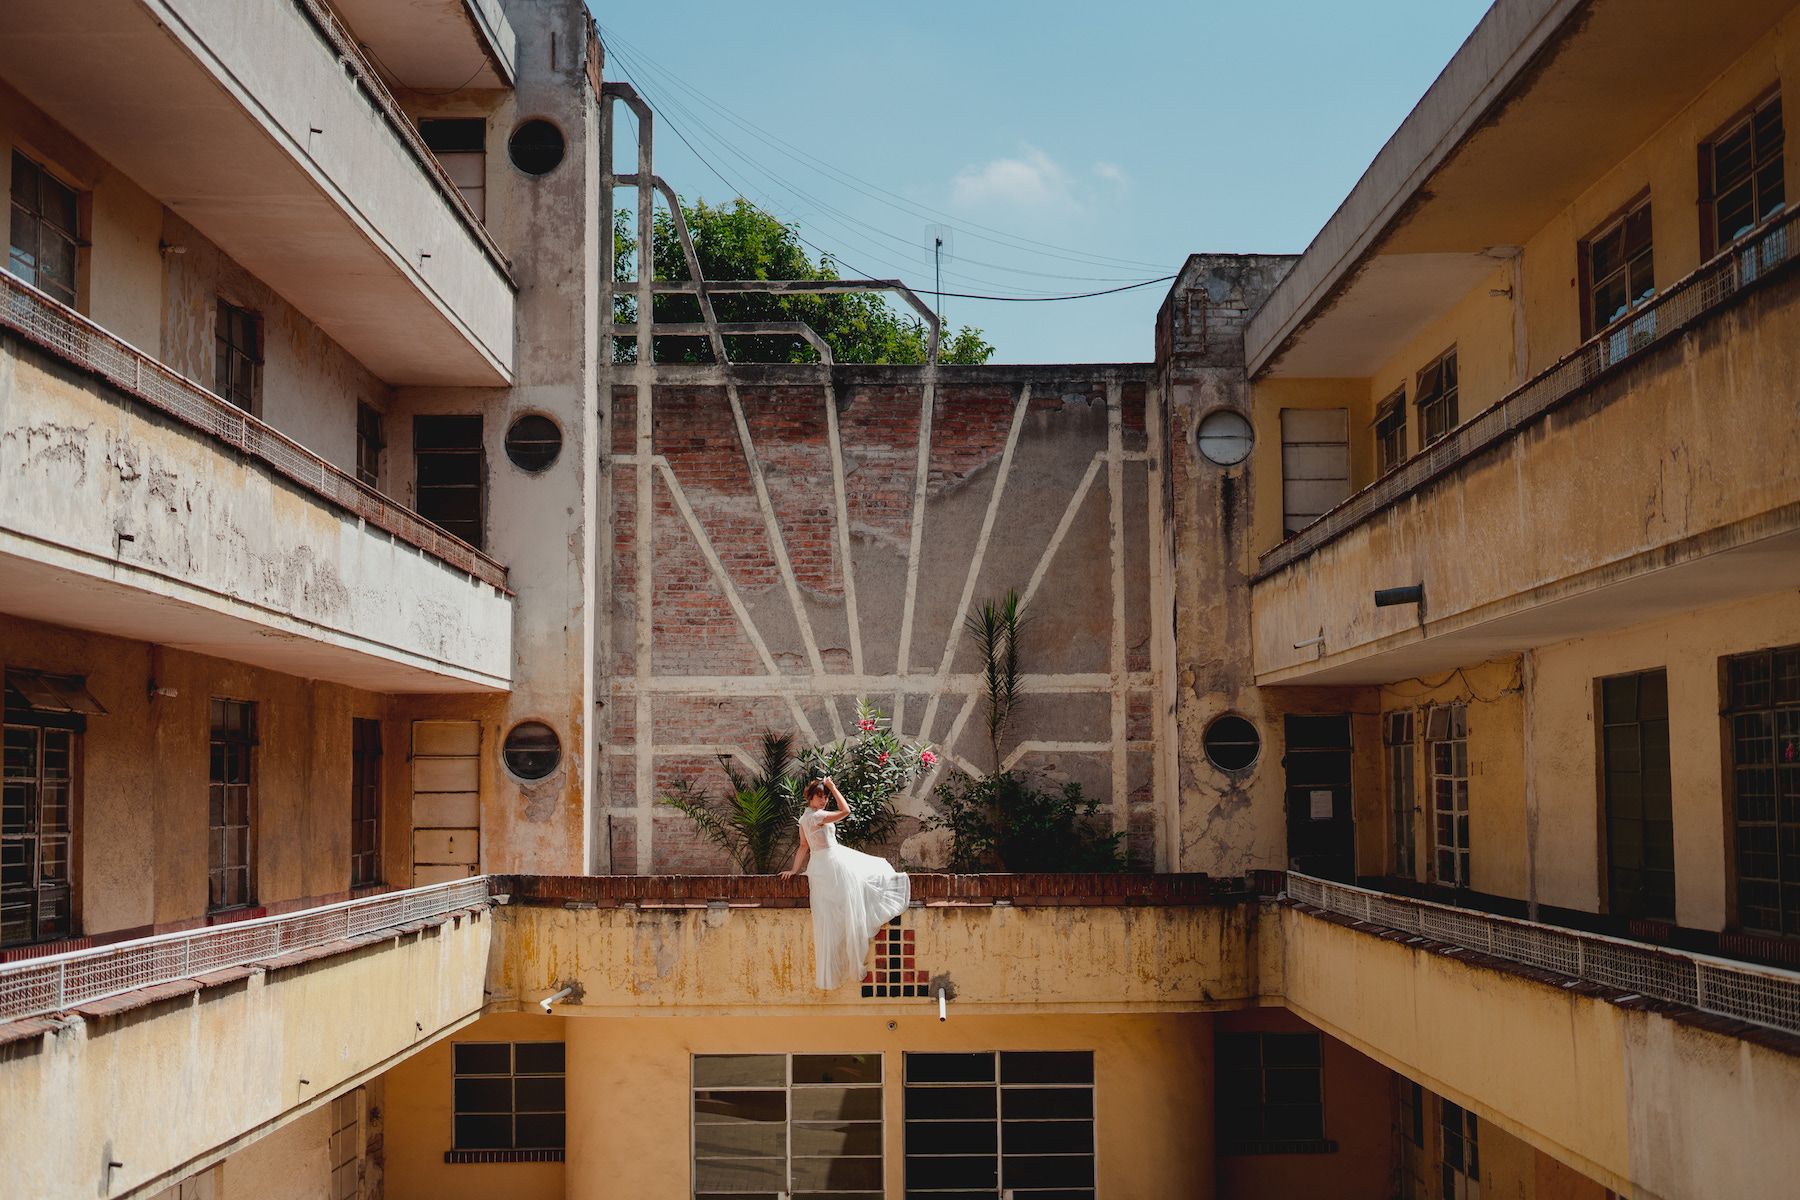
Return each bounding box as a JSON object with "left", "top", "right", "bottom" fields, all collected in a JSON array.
[{"left": 795, "top": 700, "right": 935, "bottom": 849}]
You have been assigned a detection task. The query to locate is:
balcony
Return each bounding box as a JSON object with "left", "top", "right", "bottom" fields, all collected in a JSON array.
[
  {"left": 1252, "top": 210, "right": 1800, "bottom": 684},
  {"left": 0, "top": 0, "right": 516, "bottom": 385},
  {"left": 1275, "top": 872, "right": 1800, "bottom": 1199},
  {"left": 0, "top": 879, "right": 492, "bottom": 1200},
  {"left": 0, "top": 275, "right": 512, "bottom": 692}
]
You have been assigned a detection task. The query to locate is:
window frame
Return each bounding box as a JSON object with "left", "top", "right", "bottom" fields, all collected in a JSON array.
[
  {"left": 8, "top": 149, "right": 80, "bottom": 308},
  {"left": 903, "top": 1050, "right": 1096, "bottom": 1197},
  {"left": 350, "top": 717, "right": 382, "bottom": 889},
  {"left": 1213, "top": 1031, "right": 1333, "bottom": 1156},
  {"left": 213, "top": 299, "right": 263, "bottom": 416},
  {"left": 1723, "top": 643, "right": 1800, "bottom": 936},
  {"left": 1439, "top": 1098, "right": 1480, "bottom": 1199},
  {"left": 452, "top": 1040, "right": 566, "bottom": 1157},
  {"left": 1579, "top": 192, "right": 1655, "bottom": 342},
  {"left": 1385, "top": 710, "right": 1417, "bottom": 879},
  {"left": 2, "top": 720, "right": 77, "bottom": 946},
  {"left": 414, "top": 415, "right": 486, "bottom": 551},
  {"left": 355, "top": 402, "right": 385, "bottom": 490},
  {"left": 693, "top": 1052, "right": 885, "bottom": 1199},
  {"left": 1414, "top": 350, "right": 1459, "bottom": 449},
  {"left": 1599, "top": 669, "right": 1674, "bottom": 921},
  {"left": 1701, "top": 89, "right": 1785, "bottom": 259},
  {"left": 1426, "top": 703, "right": 1470, "bottom": 888},
  {"left": 208, "top": 698, "right": 256, "bottom": 912},
  {"left": 1374, "top": 387, "right": 1408, "bottom": 475}
]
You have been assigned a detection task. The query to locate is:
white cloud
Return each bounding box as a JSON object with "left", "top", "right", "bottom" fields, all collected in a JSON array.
[
  {"left": 950, "top": 146, "right": 1079, "bottom": 212},
  {"left": 1092, "top": 161, "right": 1127, "bottom": 185}
]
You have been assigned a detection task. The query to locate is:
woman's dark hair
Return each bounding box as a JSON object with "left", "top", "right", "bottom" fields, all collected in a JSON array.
[{"left": 803, "top": 780, "right": 830, "bottom": 803}]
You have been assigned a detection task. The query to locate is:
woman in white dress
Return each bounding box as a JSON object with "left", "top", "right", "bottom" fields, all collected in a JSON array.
[{"left": 779, "top": 776, "right": 911, "bottom": 990}]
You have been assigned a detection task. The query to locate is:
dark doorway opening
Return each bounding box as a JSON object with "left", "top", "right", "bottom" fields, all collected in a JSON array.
[{"left": 1285, "top": 714, "right": 1355, "bottom": 882}]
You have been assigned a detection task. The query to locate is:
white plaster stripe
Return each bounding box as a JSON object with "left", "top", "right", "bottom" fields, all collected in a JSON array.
[
  {"left": 918, "top": 383, "right": 1032, "bottom": 745},
  {"left": 721, "top": 382, "right": 843, "bottom": 740},
  {"left": 653, "top": 458, "right": 819, "bottom": 744},
  {"left": 612, "top": 672, "right": 1154, "bottom": 696},
  {"left": 892, "top": 377, "right": 938, "bottom": 731},
  {"left": 604, "top": 743, "right": 761, "bottom": 775},
  {"left": 1145, "top": 378, "right": 1177, "bottom": 872},
  {"left": 1020, "top": 453, "right": 1104, "bottom": 611},
  {"left": 998, "top": 740, "right": 1159, "bottom": 773},
  {"left": 917, "top": 691, "right": 980, "bottom": 794},
  {"left": 1107, "top": 380, "right": 1130, "bottom": 839},
  {"left": 824, "top": 381, "right": 865, "bottom": 680}
]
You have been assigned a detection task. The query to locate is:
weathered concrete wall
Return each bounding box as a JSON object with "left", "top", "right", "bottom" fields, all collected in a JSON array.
[
  {"left": 488, "top": 899, "right": 1256, "bottom": 1014},
  {"left": 603, "top": 366, "right": 1162, "bottom": 874},
  {"left": 1275, "top": 902, "right": 1800, "bottom": 1200},
  {"left": 0, "top": 332, "right": 512, "bottom": 690},
  {"left": 0, "top": 908, "right": 491, "bottom": 1200}
]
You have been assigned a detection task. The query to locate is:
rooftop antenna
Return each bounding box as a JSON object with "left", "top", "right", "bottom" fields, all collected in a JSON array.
[{"left": 925, "top": 224, "right": 954, "bottom": 326}]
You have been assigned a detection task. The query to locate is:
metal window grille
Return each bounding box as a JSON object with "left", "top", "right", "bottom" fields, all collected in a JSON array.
[
  {"left": 209, "top": 699, "right": 255, "bottom": 911},
  {"left": 1724, "top": 644, "right": 1800, "bottom": 936},
  {"left": 1588, "top": 200, "right": 1655, "bottom": 335},
  {"left": 904, "top": 1051, "right": 1095, "bottom": 1199},
  {"left": 454, "top": 1041, "right": 565, "bottom": 1151},
  {"left": 1712, "top": 94, "right": 1785, "bottom": 250},
  {"left": 693, "top": 1052, "right": 884, "bottom": 1199},
  {"left": 214, "top": 300, "right": 261, "bottom": 414},
  {"left": 1258, "top": 203, "right": 1800, "bottom": 577},
  {"left": 415, "top": 416, "right": 485, "bottom": 551},
  {"left": 351, "top": 718, "right": 382, "bottom": 889},
  {"left": 8, "top": 150, "right": 77, "bottom": 308},
  {"left": 0, "top": 269, "right": 508, "bottom": 589},
  {"left": 0, "top": 874, "right": 488, "bottom": 1022},
  {"left": 1, "top": 724, "right": 73, "bottom": 946},
  {"left": 1285, "top": 872, "right": 1800, "bottom": 1037}
]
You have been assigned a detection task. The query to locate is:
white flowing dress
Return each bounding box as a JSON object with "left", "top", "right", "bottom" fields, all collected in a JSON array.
[{"left": 800, "top": 808, "right": 910, "bottom": 990}]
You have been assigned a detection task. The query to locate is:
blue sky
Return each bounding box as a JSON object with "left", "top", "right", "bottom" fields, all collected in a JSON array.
[{"left": 590, "top": 1, "right": 1492, "bottom": 363}]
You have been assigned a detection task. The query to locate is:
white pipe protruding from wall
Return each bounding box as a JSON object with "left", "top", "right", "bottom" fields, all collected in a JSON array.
[
  {"left": 938, "top": 987, "right": 947, "bottom": 1022},
  {"left": 540, "top": 987, "right": 574, "bottom": 1014}
]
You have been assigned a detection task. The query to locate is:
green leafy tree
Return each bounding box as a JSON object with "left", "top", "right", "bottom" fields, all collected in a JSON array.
[
  {"left": 793, "top": 700, "right": 937, "bottom": 849},
  {"left": 614, "top": 198, "right": 993, "bottom": 366},
  {"left": 966, "top": 589, "right": 1027, "bottom": 773},
  {"left": 930, "top": 771, "right": 1126, "bottom": 873},
  {"left": 658, "top": 732, "right": 801, "bottom": 874}
]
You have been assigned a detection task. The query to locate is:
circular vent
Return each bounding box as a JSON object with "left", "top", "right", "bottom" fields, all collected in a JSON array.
[
  {"left": 1202, "top": 714, "right": 1261, "bottom": 772},
  {"left": 508, "top": 120, "right": 565, "bottom": 176},
  {"left": 1195, "top": 409, "right": 1254, "bottom": 466},
  {"left": 503, "top": 721, "right": 561, "bottom": 780},
  {"left": 505, "top": 414, "right": 562, "bottom": 472}
]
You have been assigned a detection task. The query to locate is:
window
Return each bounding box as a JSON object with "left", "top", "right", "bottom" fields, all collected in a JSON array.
[
  {"left": 214, "top": 301, "right": 262, "bottom": 414},
  {"left": 8, "top": 150, "right": 78, "bottom": 307},
  {"left": 1375, "top": 388, "right": 1407, "bottom": 474},
  {"left": 415, "top": 416, "right": 484, "bottom": 549},
  {"left": 1386, "top": 710, "right": 1416, "bottom": 878},
  {"left": 1415, "top": 351, "right": 1458, "bottom": 447},
  {"left": 1215, "top": 1033, "right": 1331, "bottom": 1154},
  {"left": 1725, "top": 644, "right": 1800, "bottom": 935},
  {"left": 356, "top": 402, "right": 384, "bottom": 489},
  {"left": 505, "top": 414, "right": 563, "bottom": 472},
  {"left": 1601, "top": 670, "right": 1673, "bottom": 921},
  {"left": 905, "top": 1051, "right": 1094, "bottom": 1199},
  {"left": 1195, "top": 409, "right": 1254, "bottom": 466},
  {"left": 1427, "top": 704, "right": 1469, "bottom": 888},
  {"left": 1279, "top": 408, "right": 1350, "bottom": 537},
  {"left": 2, "top": 723, "right": 73, "bottom": 945},
  {"left": 351, "top": 718, "right": 382, "bottom": 888},
  {"left": 1403, "top": 1079, "right": 1424, "bottom": 1149},
  {"left": 693, "top": 1053, "right": 883, "bottom": 1199},
  {"left": 1707, "top": 93, "right": 1785, "bottom": 252},
  {"left": 1202, "top": 714, "right": 1261, "bottom": 772},
  {"left": 501, "top": 721, "right": 560, "bottom": 781},
  {"left": 1586, "top": 199, "right": 1655, "bottom": 336},
  {"left": 452, "top": 1041, "right": 565, "bottom": 1160},
  {"left": 420, "top": 118, "right": 487, "bottom": 222},
  {"left": 329, "top": 1089, "right": 362, "bottom": 1200},
  {"left": 508, "top": 120, "right": 566, "bottom": 176},
  {"left": 209, "top": 699, "right": 254, "bottom": 910},
  {"left": 1439, "top": 1100, "right": 1479, "bottom": 1200}
]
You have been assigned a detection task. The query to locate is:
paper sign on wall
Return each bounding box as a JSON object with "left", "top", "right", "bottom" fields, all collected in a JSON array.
[{"left": 1309, "top": 790, "right": 1334, "bottom": 820}]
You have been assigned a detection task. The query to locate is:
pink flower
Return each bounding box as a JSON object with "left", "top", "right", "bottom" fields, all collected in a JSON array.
[
  {"left": 920, "top": 750, "right": 938, "bottom": 767},
  {"left": 878, "top": 751, "right": 889, "bottom": 765},
  {"left": 857, "top": 719, "right": 877, "bottom": 733}
]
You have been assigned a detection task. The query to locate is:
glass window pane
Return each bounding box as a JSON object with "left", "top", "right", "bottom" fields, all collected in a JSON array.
[
  {"left": 453, "top": 1113, "right": 511, "bottom": 1149},
  {"left": 514, "top": 1042, "right": 565, "bottom": 1075},
  {"left": 453, "top": 1043, "right": 512, "bottom": 1076},
  {"left": 694, "top": 1090, "right": 786, "bottom": 1124},
  {"left": 906, "top": 1053, "right": 994, "bottom": 1084},
  {"left": 999, "top": 1052, "right": 1093, "bottom": 1085},
  {"left": 793, "top": 1054, "right": 880, "bottom": 1086}
]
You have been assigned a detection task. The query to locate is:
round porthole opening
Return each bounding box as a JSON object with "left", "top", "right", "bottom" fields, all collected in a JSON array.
[
  {"left": 508, "top": 120, "right": 565, "bottom": 176},
  {"left": 505, "top": 414, "right": 563, "bottom": 472},
  {"left": 503, "top": 721, "right": 561, "bottom": 780},
  {"left": 1195, "top": 409, "right": 1254, "bottom": 466},
  {"left": 1203, "top": 714, "right": 1261, "bottom": 772}
]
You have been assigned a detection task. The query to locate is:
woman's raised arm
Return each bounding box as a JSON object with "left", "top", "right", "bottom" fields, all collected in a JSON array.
[{"left": 820, "top": 776, "right": 852, "bottom": 824}]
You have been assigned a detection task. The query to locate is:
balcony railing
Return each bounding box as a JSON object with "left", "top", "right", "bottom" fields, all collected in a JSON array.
[
  {"left": 493, "top": 872, "right": 1254, "bottom": 908},
  {"left": 0, "top": 876, "right": 491, "bottom": 1023},
  {"left": 1286, "top": 872, "right": 1800, "bottom": 1037},
  {"left": 0, "top": 271, "right": 509, "bottom": 590},
  {"left": 1258, "top": 206, "right": 1800, "bottom": 576}
]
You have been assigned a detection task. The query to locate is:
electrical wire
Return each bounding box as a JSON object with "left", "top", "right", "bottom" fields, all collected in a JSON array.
[{"left": 921, "top": 276, "right": 1177, "bottom": 302}]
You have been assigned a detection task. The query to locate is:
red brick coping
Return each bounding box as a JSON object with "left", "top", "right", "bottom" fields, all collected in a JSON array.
[{"left": 489, "top": 873, "right": 1259, "bottom": 909}]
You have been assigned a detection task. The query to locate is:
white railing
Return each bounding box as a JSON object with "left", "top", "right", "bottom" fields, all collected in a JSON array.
[
  {"left": 0, "top": 876, "right": 491, "bottom": 1024},
  {"left": 1259, "top": 206, "right": 1800, "bottom": 576},
  {"left": 1286, "top": 873, "right": 1800, "bottom": 1036}
]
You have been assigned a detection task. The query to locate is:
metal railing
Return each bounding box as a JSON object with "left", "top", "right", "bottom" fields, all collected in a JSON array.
[
  {"left": 0, "top": 876, "right": 490, "bottom": 1024},
  {"left": 1286, "top": 872, "right": 1800, "bottom": 1037},
  {"left": 0, "top": 272, "right": 509, "bottom": 590},
  {"left": 1259, "top": 206, "right": 1800, "bottom": 576}
]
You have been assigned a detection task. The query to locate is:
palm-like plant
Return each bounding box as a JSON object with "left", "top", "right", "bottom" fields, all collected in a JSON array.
[
  {"left": 966, "top": 589, "right": 1027, "bottom": 772},
  {"left": 658, "top": 733, "right": 801, "bottom": 874}
]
